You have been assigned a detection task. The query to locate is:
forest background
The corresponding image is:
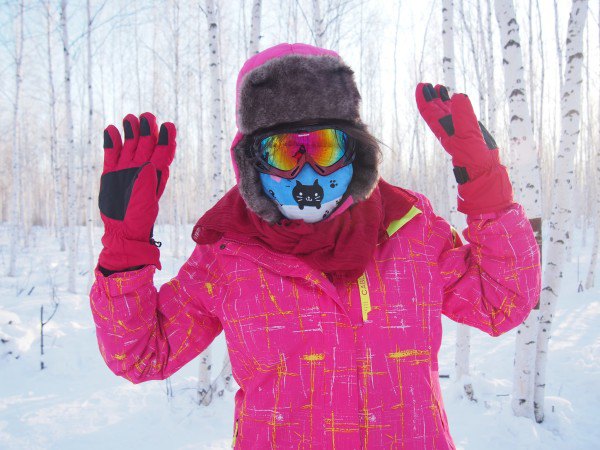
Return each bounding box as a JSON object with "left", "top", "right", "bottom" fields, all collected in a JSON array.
[{"left": 0, "top": 0, "right": 597, "bottom": 275}]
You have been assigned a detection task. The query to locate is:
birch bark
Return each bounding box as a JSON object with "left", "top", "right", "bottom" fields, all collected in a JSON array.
[
  {"left": 198, "top": 349, "right": 213, "bottom": 406},
  {"left": 44, "top": 1, "right": 65, "bottom": 252},
  {"left": 86, "top": 0, "right": 96, "bottom": 285},
  {"left": 485, "top": 0, "right": 497, "bottom": 135},
  {"left": 443, "top": 0, "right": 472, "bottom": 400},
  {"left": 196, "top": 5, "right": 206, "bottom": 212},
  {"left": 8, "top": 0, "right": 24, "bottom": 278},
  {"left": 197, "top": 0, "right": 225, "bottom": 405},
  {"left": 584, "top": 1, "right": 598, "bottom": 290},
  {"left": 495, "top": 0, "right": 542, "bottom": 419},
  {"left": 206, "top": 0, "right": 224, "bottom": 204},
  {"left": 312, "top": 0, "right": 325, "bottom": 47},
  {"left": 61, "top": 0, "right": 78, "bottom": 293},
  {"left": 170, "top": 0, "right": 182, "bottom": 259},
  {"left": 534, "top": 0, "right": 588, "bottom": 423},
  {"left": 249, "top": 0, "right": 262, "bottom": 55}
]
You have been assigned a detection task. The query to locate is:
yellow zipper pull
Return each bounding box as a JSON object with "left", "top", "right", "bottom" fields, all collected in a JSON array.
[{"left": 357, "top": 273, "right": 371, "bottom": 322}]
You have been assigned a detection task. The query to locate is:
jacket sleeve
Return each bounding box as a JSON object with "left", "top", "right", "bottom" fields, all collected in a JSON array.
[
  {"left": 89, "top": 244, "right": 225, "bottom": 383},
  {"left": 437, "top": 203, "right": 541, "bottom": 337}
]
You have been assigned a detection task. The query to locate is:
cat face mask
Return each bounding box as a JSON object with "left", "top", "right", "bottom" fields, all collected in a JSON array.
[{"left": 259, "top": 163, "right": 353, "bottom": 223}]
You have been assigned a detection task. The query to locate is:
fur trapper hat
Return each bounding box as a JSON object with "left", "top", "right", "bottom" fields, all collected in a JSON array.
[{"left": 231, "top": 43, "right": 380, "bottom": 223}]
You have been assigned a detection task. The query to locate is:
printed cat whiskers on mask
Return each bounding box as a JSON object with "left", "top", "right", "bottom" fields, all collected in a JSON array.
[{"left": 293, "top": 180, "right": 323, "bottom": 210}]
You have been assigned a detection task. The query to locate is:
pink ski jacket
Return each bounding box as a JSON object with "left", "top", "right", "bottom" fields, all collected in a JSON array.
[{"left": 90, "top": 191, "right": 540, "bottom": 449}]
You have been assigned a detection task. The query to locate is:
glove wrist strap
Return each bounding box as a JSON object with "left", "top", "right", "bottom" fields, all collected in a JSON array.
[
  {"left": 99, "top": 233, "right": 161, "bottom": 271},
  {"left": 457, "top": 165, "right": 514, "bottom": 215}
]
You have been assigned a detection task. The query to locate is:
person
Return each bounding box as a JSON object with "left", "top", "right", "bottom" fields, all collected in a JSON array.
[{"left": 90, "top": 43, "right": 541, "bottom": 449}]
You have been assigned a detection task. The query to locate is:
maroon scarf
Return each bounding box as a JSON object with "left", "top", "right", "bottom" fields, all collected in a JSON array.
[{"left": 192, "top": 179, "right": 416, "bottom": 279}]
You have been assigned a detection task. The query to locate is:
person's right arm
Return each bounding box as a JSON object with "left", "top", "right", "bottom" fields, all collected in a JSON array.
[
  {"left": 90, "top": 245, "right": 224, "bottom": 384},
  {"left": 90, "top": 113, "right": 223, "bottom": 383}
]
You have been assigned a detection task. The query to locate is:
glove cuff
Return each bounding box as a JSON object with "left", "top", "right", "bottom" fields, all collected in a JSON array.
[
  {"left": 98, "top": 233, "right": 161, "bottom": 271},
  {"left": 457, "top": 164, "right": 514, "bottom": 215}
]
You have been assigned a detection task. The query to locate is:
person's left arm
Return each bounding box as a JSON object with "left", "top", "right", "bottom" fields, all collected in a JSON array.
[
  {"left": 415, "top": 82, "right": 541, "bottom": 336},
  {"left": 436, "top": 204, "right": 540, "bottom": 336}
]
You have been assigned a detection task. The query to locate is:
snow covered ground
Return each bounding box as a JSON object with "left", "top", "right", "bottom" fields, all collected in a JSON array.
[{"left": 1, "top": 224, "right": 598, "bottom": 449}]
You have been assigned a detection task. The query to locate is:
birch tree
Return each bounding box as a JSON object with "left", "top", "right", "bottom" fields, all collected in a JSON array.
[
  {"left": 442, "top": 0, "right": 473, "bottom": 401},
  {"left": 249, "top": 0, "right": 262, "bottom": 55},
  {"left": 534, "top": 0, "right": 588, "bottom": 424},
  {"left": 60, "top": 0, "right": 78, "bottom": 293},
  {"left": 196, "top": 4, "right": 207, "bottom": 212},
  {"left": 553, "top": 0, "right": 564, "bottom": 93},
  {"left": 534, "top": 0, "right": 548, "bottom": 218},
  {"left": 44, "top": 0, "right": 65, "bottom": 253},
  {"left": 8, "top": 0, "right": 25, "bottom": 278},
  {"left": 485, "top": 0, "right": 497, "bottom": 135},
  {"left": 206, "top": 0, "right": 224, "bottom": 204},
  {"left": 495, "top": 0, "right": 542, "bottom": 420},
  {"left": 169, "top": 0, "right": 183, "bottom": 259},
  {"left": 86, "top": 0, "right": 96, "bottom": 283},
  {"left": 312, "top": 0, "right": 325, "bottom": 47},
  {"left": 585, "top": 1, "right": 599, "bottom": 290},
  {"left": 197, "top": 0, "right": 226, "bottom": 405},
  {"left": 392, "top": 2, "right": 401, "bottom": 170}
]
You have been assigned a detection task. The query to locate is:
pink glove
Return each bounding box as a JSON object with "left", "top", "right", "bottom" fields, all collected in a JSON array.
[
  {"left": 98, "top": 113, "right": 176, "bottom": 272},
  {"left": 415, "top": 83, "right": 513, "bottom": 215}
]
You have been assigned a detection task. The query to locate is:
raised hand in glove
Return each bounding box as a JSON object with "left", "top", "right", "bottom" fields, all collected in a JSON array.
[
  {"left": 98, "top": 112, "right": 176, "bottom": 272},
  {"left": 415, "top": 83, "right": 513, "bottom": 215}
]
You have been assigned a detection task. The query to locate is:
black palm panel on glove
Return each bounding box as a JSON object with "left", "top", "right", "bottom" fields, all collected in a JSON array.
[{"left": 98, "top": 113, "right": 176, "bottom": 273}]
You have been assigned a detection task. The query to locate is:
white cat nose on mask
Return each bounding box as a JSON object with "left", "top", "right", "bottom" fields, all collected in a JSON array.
[{"left": 259, "top": 164, "right": 353, "bottom": 223}]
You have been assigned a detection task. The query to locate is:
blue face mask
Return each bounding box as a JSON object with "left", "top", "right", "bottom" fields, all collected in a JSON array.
[{"left": 260, "top": 164, "right": 353, "bottom": 223}]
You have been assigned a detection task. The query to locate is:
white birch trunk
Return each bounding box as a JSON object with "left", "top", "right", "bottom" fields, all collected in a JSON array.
[
  {"left": 133, "top": 10, "right": 142, "bottom": 112},
  {"left": 443, "top": 0, "right": 472, "bottom": 398},
  {"left": 495, "top": 0, "right": 542, "bottom": 420},
  {"left": 209, "top": 353, "right": 235, "bottom": 399},
  {"left": 586, "top": 224, "right": 599, "bottom": 289},
  {"left": 459, "top": 4, "right": 486, "bottom": 122},
  {"left": 455, "top": 324, "right": 474, "bottom": 399},
  {"left": 45, "top": 0, "right": 65, "bottom": 253},
  {"left": 285, "top": 0, "right": 299, "bottom": 43},
  {"left": 249, "top": 0, "right": 262, "bottom": 55},
  {"left": 534, "top": 0, "right": 588, "bottom": 424},
  {"left": 312, "top": 0, "right": 325, "bottom": 47},
  {"left": 449, "top": 0, "right": 467, "bottom": 229},
  {"left": 198, "top": 0, "right": 224, "bottom": 405},
  {"left": 61, "top": 0, "right": 78, "bottom": 293},
  {"left": 196, "top": 6, "right": 206, "bottom": 212},
  {"left": 86, "top": 0, "right": 95, "bottom": 283},
  {"left": 534, "top": 0, "right": 547, "bottom": 218},
  {"left": 553, "top": 0, "right": 564, "bottom": 93},
  {"left": 213, "top": 5, "right": 235, "bottom": 389},
  {"left": 171, "top": 0, "right": 182, "bottom": 259},
  {"left": 217, "top": 5, "right": 233, "bottom": 188},
  {"left": 442, "top": 0, "right": 457, "bottom": 217},
  {"left": 527, "top": 0, "right": 535, "bottom": 134},
  {"left": 584, "top": 3, "right": 598, "bottom": 290},
  {"left": 8, "top": 0, "right": 24, "bottom": 278},
  {"left": 392, "top": 3, "right": 401, "bottom": 183},
  {"left": 198, "top": 348, "right": 213, "bottom": 405},
  {"left": 485, "top": 0, "right": 497, "bottom": 135},
  {"left": 206, "top": 0, "right": 224, "bottom": 204}
]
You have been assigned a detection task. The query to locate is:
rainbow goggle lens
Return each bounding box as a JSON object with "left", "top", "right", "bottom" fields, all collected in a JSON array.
[{"left": 253, "top": 127, "right": 356, "bottom": 179}]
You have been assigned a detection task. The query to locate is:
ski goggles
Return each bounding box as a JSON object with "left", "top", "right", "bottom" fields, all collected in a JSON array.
[{"left": 253, "top": 126, "right": 356, "bottom": 179}]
